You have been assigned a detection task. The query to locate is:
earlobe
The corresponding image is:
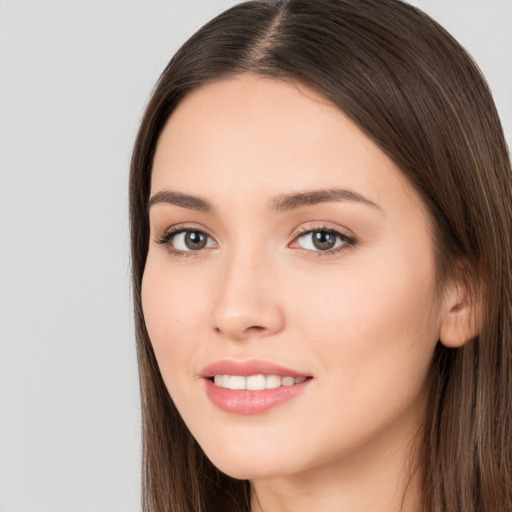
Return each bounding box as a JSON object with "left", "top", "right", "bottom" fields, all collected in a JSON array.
[{"left": 439, "top": 278, "right": 483, "bottom": 348}]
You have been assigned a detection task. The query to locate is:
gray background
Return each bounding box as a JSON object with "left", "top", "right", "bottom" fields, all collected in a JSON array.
[{"left": 0, "top": 1, "right": 510, "bottom": 511}]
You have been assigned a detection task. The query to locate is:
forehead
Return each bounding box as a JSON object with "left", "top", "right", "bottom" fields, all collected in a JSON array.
[{"left": 151, "top": 75, "right": 427, "bottom": 224}]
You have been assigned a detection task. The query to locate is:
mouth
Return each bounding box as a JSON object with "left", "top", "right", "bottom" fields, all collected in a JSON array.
[
  {"left": 201, "top": 360, "right": 312, "bottom": 415},
  {"left": 211, "top": 374, "right": 307, "bottom": 390}
]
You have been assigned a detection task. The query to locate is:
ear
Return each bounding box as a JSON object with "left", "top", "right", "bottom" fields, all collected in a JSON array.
[{"left": 439, "top": 272, "right": 483, "bottom": 348}]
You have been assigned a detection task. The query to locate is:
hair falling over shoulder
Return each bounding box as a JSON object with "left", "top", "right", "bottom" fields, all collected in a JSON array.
[{"left": 129, "top": 0, "right": 512, "bottom": 510}]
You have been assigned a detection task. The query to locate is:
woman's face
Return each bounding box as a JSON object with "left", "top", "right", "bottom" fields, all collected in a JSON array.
[{"left": 142, "top": 75, "right": 444, "bottom": 481}]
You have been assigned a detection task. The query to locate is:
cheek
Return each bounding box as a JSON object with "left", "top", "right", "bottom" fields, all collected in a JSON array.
[
  {"left": 142, "top": 252, "right": 210, "bottom": 329},
  {"left": 293, "top": 243, "right": 440, "bottom": 393},
  {"left": 141, "top": 258, "right": 209, "bottom": 389}
]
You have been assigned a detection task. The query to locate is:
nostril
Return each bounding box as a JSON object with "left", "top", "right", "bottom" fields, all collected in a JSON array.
[{"left": 211, "top": 298, "right": 285, "bottom": 340}]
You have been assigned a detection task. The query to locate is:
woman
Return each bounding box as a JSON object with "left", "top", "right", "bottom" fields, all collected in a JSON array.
[{"left": 129, "top": 0, "right": 512, "bottom": 511}]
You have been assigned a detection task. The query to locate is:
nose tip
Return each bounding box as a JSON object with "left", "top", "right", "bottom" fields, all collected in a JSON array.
[
  {"left": 213, "top": 309, "right": 282, "bottom": 341},
  {"left": 210, "top": 261, "right": 285, "bottom": 341}
]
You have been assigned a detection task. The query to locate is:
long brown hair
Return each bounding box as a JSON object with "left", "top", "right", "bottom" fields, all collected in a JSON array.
[{"left": 130, "top": 1, "right": 512, "bottom": 510}]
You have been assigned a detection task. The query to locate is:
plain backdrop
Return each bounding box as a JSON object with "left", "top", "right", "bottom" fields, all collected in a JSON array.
[{"left": 0, "top": 1, "right": 510, "bottom": 511}]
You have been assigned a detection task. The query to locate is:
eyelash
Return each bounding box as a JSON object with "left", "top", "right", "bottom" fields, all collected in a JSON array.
[
  {"left": 292, "top": 225, "right": 356, "bottom": 257},
  {"left": 155, "top": 224, "right": 356, "bottom": 258},
  {"left": 155, "top": 224, "right": 215, "bottom": 258}
]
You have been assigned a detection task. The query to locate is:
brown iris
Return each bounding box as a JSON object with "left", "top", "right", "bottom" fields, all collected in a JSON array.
[
  {"left": 312, "top": 231, "right": 337, "bottom": 251},
  {"left": 184, "top": 231, "right": 208, "bottom": 250}
]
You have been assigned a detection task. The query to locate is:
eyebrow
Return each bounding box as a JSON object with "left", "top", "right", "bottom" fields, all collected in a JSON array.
[
  {"left": 147, "top": 190, "right": 214, "bottom": 213},
  {"left": 269, "top": 187, "right": 381, "bottom": 212},
  {"left": 147, "top": 187, "right": 381, "bottom": 214}
]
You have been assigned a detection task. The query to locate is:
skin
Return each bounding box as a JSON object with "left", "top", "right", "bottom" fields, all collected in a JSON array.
[{"left": 142, "top": 75, "right": 455, "bottom": 512}]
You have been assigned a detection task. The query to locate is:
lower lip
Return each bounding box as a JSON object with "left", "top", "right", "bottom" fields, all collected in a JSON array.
[{"left": 204, "top": 378, "right": 311, "bottom": 415}]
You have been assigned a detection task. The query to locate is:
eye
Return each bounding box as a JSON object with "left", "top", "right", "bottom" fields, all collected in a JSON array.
[
  {"left": 156, "top": 228, "right": 216, "bottom": 254},
  {"left": 294, "top": 228, "right": 355, "bottom": 254}
]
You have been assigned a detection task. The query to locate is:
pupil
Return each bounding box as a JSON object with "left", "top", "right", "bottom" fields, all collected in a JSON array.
[
  {"left": 312, "top": 231, "right": 336, "bottom": 251},
  {"left": 185, "top": 231, "right": 207, "bottom": 250}
]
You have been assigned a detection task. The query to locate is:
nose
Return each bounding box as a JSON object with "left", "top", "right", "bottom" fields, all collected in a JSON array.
[{"left": 210, "top": 249, "right": 285, "bottom": 341}]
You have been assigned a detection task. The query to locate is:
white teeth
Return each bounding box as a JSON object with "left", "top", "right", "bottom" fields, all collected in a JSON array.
[
  {"left": 281, "top": 376, "right": 295, "bottom": 387},
  {"left": 265, "top": 375, "right": 281, "bottom": 389},
  {"left": 247, "top": 374, "right": 266, "bottom": 390},
  {"left": 229, "top": 375, "right": 246, "bottom": 390},
  {"left": 212, "top": 374, "right": 307, "bottom": 390}
]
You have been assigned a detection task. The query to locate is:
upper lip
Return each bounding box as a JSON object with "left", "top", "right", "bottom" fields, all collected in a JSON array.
[{"left": 200, "top": 359, "right": 311, "bottom": 379}]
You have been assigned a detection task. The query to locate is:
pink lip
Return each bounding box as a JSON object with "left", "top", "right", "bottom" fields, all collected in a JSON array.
[
  {"left": 201, "top": 359, "right": 312, "bottom": 415},
  {"left": 200, "top": 359, "right": 309, "bottom": 378}
]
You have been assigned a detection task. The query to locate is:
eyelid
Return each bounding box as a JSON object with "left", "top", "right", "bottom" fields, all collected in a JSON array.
[
  {"left": 153, "top": 221, "right": 356, "bottom": 257},
  {"left": 288, "top": 223, "right": 357, "bottom": 255},
  {"left": 154, "top": 223, "right": 217, "bottom": 255}
]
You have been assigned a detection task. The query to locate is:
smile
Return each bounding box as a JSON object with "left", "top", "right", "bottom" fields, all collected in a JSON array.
[
  {"left": 213, "top": 374, "right": 307, "bottom": 390},
  {"left": 201, "top": 360, "right": 312, "bottom": 415}
]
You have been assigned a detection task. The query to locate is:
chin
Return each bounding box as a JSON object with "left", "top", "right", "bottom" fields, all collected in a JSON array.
[
  {"left": 197, "top": 434, "right": 305, "bottom": 481},
  {"left": 208, "top": 455, "right": 292, "bottom": 481}
]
